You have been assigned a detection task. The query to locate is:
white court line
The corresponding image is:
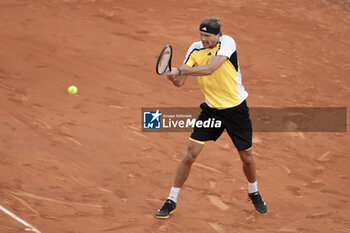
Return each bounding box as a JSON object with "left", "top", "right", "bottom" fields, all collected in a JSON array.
[{"left": 0, "top": 205, "right": 41, "bottom": 233}]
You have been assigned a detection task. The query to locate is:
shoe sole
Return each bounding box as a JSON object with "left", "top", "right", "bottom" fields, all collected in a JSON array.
[
  {"left": 254, "top": 209, "right": 268, "bottom": 215},
  {"left": 155, "top": 208, "right": 177, "bottom": 219}
]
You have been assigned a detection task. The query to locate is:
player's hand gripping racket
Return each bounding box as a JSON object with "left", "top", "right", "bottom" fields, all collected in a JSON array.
[{"left": 156, "top": 45, "right": 172, "bottom": 75}]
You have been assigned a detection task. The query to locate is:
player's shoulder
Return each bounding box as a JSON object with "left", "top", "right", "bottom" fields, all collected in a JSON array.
[{"left": 219, "top": 35, "right": 236, "bottom": 44}]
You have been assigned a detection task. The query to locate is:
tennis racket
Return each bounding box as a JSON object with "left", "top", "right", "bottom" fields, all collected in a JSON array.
[{"left": 156, "top": 44, "right": 172, "bottom": 75}]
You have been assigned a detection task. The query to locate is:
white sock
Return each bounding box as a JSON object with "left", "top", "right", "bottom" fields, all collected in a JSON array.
[
  {"left": 248, "top": 181, "right": 258, "bottom": 194},
  {"left": 167, "top": 186, "right": 181, "bottom": 203}
]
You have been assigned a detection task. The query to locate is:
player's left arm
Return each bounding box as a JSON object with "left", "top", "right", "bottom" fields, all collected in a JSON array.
[
  {"left": 181, "top": 55, "right": 227, "bottom": 76},
  {"left": 167, "top": 55, "right": 227, "bottom": 78}
]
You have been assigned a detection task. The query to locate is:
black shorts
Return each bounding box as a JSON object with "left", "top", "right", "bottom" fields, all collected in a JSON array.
[{"left": 190, "top": 100, "right": 252, "bottom": 151}]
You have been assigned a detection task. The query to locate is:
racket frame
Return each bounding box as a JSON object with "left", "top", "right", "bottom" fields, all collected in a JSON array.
[{"left": 156, "top": 44, "right": 172, "bottom": 75}]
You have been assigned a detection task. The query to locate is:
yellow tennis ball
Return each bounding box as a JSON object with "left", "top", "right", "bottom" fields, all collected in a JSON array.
[{"left": 68, "top": 85, "right": 78, "bottom": 95}]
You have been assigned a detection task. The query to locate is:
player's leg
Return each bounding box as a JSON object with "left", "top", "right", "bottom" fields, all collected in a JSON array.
[
  {"left": 155, "top": 140, "right": 204, "bottom": 219},
  {"left": 223, "top": 101, "right": 267, "bottom": 214},
  {"left": 173, "top": 139, "right": 204, "bottom": 187},
  {"left": 156, "top": 102, "right": 223, "bottom": 219},
  {"left": 228, "top": 136, "right": 267, "bottom": 214},
  {"left": 238, "top": 148, "right": 256, "bottom": 183},
  {"left": 238, "top": 148, "right": 266, "bottom": 214}
]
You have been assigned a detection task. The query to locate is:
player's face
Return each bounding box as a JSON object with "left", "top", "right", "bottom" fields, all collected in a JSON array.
[{"left": 200, "top": 31, "right": 220, "bottom": 48}]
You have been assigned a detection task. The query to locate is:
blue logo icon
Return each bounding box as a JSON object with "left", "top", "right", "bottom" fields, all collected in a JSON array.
[{"left": 143, "top": 110, "right": 161, "bottom": 129}]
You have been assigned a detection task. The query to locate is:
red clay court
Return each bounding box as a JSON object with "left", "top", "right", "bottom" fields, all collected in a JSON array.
[{"left": 0, "top": 0, "right": 349, "bottom": 232}]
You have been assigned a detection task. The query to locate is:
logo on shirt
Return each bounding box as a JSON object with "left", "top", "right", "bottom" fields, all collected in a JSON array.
[
  {"left": 143, "top": 109, "right": 161, "bottom": 129},
  {"left": 207, "top": 52, "right": 212, "bottom": 56}
]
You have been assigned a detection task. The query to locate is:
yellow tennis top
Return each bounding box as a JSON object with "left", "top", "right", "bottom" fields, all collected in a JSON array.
[{"left": 184, "top": 35, "right": 248, "bottom": 109}]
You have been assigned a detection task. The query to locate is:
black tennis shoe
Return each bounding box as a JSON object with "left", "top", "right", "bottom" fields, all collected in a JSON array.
[
  {"left": 156, "top": 199, "right": 177, "bottom": 219},
  {"left": 248, "top": 191, "right": 267, "bottom": 215}
]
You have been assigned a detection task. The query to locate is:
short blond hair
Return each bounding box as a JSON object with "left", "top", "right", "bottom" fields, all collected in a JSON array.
[{"left": 200, "top": 17, "right": 222, "bottom": 35}]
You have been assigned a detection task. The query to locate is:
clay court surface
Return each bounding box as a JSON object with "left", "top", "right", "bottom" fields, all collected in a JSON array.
[{"left": 0, "top": 0, "right": 350, "bottom": 232}]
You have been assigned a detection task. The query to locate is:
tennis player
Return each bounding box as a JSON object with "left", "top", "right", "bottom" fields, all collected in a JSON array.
[{"left": 156, "top": 17, "right": 267, "bottom": 219}]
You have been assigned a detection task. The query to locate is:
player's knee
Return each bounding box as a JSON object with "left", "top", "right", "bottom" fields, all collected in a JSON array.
[
  {"left": 182, "top": 140, "right": 203, "bottom": 165},
  {"left": 242, "top": 156, "right": 252, "bottom": 165},
  {"left": 239, "top": 151, "right": 253, "bottom": 165},
  {"left": 183, "top": 150, "right": 197, "bottom": 165}
]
